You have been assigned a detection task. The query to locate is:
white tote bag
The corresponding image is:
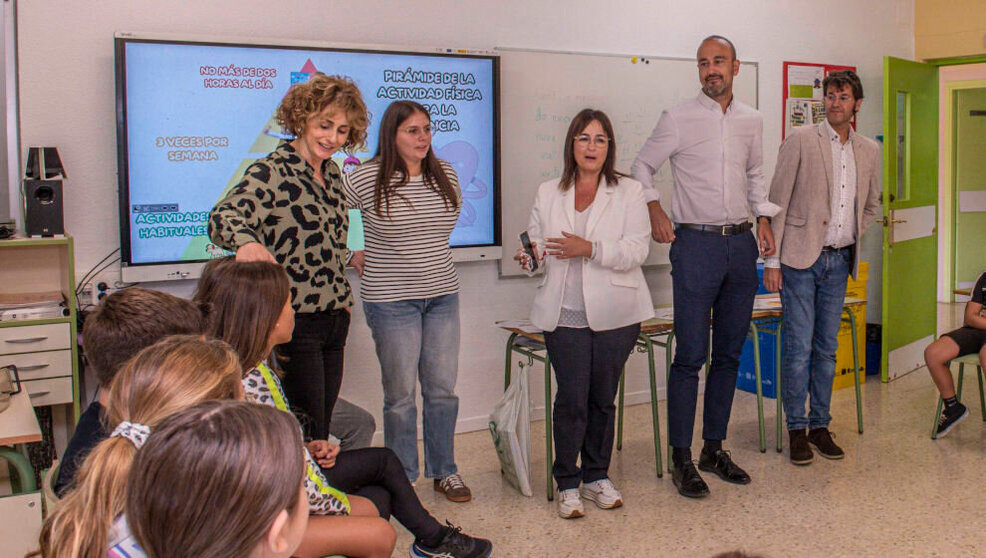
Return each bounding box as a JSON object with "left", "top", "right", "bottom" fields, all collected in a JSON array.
[{"left": 488, "top": 361, "right": 533, "bottom": 497}]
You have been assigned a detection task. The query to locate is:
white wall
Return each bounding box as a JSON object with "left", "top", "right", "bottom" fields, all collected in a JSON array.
[{"left": 15, "top": 0, "right": 913, "bottom": 438}]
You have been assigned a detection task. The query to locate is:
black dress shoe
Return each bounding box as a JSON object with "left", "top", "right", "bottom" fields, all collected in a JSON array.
[
  {"left": 672, "top": 461, "right": 710, "bottom": 498},
  {"left": 698, "top": 449, "right": 751, "bottom": 485}
]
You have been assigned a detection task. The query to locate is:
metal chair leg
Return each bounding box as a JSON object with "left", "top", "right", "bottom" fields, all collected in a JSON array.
[
  {"left": 544, "top": 355, "right": 554, "bottom": 501},
  {"left": 0, "top": 447, "right": 36, "bottom": 493},
  {"left": 845, "top": 308, "right": 863, "bottom": 434},
  {"left": 617, "top": 367, "right": 626, "bottom": 451},
  {"left": 665, "top": 331, "right": 675, "bottom": 473},
  {"left": 977, "top": 365, "right": 986, "bottom": 421},
  {"left": 638, "top": 334, "right": 663, "bottom": 478},
  {"left": 776, "top": 321, "right": 784, "bottom": 453},
  {"left": 931, "top": 395, "right": 945, "bottom": 440},
  {"left": 958, "top": 363, "right": 966, "bottom": 400},
  {"left": 504, "top": 332, "right": 518, "bottom": 390},
  {"left": 750, "top": 322, "right": 766, "bottom": 453}
]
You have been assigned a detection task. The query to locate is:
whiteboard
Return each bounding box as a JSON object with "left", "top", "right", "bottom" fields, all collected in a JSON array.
[{"left": 498, "top": 48, "right": 759, "bottom": 276}]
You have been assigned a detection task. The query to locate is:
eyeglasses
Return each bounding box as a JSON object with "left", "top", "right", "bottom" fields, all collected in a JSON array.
[
  {"left": 400, "top": 125, "right": 433, "bottom": 137},
  {"left": 825, "top": 94, "right": 854, "bottom": 102},
  {"left": 574, "top": 134, "right": 610, "bottom": 147}
]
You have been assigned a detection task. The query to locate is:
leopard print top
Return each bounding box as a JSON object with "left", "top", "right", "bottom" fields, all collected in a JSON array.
[{"left": 209, "top": 142, "right": 353, "bottom": 313}]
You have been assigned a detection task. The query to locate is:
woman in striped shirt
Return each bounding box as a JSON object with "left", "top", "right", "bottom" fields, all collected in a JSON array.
[{"left": 344, "top": 101, "right": 471, "bottom": 503}]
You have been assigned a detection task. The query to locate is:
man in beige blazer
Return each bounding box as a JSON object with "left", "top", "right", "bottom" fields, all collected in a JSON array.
[{"left": 763, "top": 70, "right": 881, "bottom": 466}]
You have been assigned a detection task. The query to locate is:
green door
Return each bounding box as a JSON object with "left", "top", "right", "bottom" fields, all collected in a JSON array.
[
  {"left": 881, "top": 57, "right": 939, "bottom": 381},
  {"left": 953, "top": 88, "right": 986, "bottom": 287}
]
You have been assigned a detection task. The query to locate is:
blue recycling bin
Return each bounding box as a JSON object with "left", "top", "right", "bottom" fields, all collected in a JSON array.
[{"left": 736, "top": 263, "right": 780, "bottom": 398}]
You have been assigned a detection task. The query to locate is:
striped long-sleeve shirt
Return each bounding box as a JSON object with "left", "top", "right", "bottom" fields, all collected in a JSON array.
[{"left": 343, "top": 161, "right": 461, "bottom": 303}]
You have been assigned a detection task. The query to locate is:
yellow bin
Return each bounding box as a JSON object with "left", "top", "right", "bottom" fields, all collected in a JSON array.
[{"left": 834, "top": 261, "right": 867, "bottom": 390}]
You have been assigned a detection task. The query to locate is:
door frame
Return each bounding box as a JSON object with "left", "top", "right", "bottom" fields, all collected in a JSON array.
[{"left": 937, "top": 64, "right": 986, "bottom": 302}]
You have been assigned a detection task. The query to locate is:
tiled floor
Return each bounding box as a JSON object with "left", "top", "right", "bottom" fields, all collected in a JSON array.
[
  {"left": 405, "top": 367, "right": 986, "bottom": 557},
  {"left": 400, "top": 306, "right": 983, "bottom": 557}
]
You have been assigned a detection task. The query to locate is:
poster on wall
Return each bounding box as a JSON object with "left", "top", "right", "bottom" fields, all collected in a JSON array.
[{"left": 782, "top": 61, "right": 856, "bottom": 139}]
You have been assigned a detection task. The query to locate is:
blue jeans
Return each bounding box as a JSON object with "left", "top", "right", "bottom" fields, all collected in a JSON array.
[
  {"left": 363, "top": 293, "right": 460, "bottom": 481},
  {"left": 780, "top": 247, "right": 852, "bottom": 431},
  {"left": 668, "top": 227, "right": 760, "bottom": 449}
]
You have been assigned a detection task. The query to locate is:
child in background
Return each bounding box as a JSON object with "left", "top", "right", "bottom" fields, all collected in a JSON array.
[
  {"left": 55, "top": 288, "right": 206, "bottom": 496},
  {"left": 120, "top": 401, "right": 309, "bottom": 558},
  {"left": 925, "top": 271, "right": 986, "bottom": 437},
  {"left": 195, "top": 257, "right": 493, "bottom": 558},
  {"left": 37, "top": 336, "right": 242, "bottom": 557}
]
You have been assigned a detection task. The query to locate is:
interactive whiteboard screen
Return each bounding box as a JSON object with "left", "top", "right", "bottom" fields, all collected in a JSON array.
[{"left": 116, "top": 37, "right": 499, "bottom": 273}]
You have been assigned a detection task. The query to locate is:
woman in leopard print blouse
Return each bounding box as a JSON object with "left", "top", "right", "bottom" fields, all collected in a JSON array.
[{"left": 209, "top": 74, "right": 369, "bottom": 442}]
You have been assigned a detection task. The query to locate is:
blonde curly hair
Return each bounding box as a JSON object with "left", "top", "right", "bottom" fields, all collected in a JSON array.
[{"left": 276, "top": 73, "right": 369, "bottom": 153}]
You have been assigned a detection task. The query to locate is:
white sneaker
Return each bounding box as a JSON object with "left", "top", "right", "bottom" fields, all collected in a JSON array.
[
  {"left": 580, "top": 479, "right": 623, "bottom": 509},
  {"left": 557, "top": 488, "right": 584, "bottom": 519}
]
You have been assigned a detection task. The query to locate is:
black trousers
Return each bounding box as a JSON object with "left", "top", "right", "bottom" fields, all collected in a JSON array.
[
  {"left": 279, "top": 308, "right": 350, "bottom": 441},
  {"left": 543, "top": 323, "right": 640, "bottom": 491},
  {"left": 322, "top": 447, "right": 442, "bottom": 542}
]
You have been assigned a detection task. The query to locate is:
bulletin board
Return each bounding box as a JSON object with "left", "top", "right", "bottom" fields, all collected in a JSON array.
[{"left": 782, "top": 61, "right": 856, "bottom": 139}]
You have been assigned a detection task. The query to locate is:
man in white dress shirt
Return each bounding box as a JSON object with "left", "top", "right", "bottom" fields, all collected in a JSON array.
[
  {"left": 632, "top": 35, "right": 778, "bottom": 498},
  {"left": 763, "top": 70, "right": 881, "bottom": 466}
]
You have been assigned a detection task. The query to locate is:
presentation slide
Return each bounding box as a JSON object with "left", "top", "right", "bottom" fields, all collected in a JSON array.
[{"left": 119, "top": 40, "right": 498, "bottom": 265}]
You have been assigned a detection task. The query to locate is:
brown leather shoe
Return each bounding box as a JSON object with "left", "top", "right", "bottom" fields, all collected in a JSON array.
[
  {"left": 808, "top": 428, "right": 845, "bottom": 460},
  {"left": 434, "top": 473, "right": 472, "bottom": 503},
  {"left": 789, "top": 429, "right": 813, "bottom": 465}
]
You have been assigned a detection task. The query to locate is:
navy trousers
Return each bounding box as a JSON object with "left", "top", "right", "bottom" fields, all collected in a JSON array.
[{"left": 667, "top": 227, "right": 760, "bottom": 449}]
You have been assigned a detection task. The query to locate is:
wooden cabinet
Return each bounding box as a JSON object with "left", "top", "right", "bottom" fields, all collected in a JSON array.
[{"left": 0, "top": 237, "right": 80, "bottom": 421}]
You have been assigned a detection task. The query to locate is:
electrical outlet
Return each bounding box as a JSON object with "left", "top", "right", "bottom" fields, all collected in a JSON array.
[
  {"left": 91, "top": 283, "right": 105, "bottom": 306},
  {"left": 90, "top": 275, "right": 120, "bottom": 306}
]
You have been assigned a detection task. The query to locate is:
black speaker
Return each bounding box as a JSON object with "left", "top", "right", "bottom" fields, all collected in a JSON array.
[
  {"left": 24, "top": 180, "right": 64, "bottom": 237},
  {"left": 23, "top": 147, "right": 66, "bottom": 237},
  {"left": 25, "top": 147, "right": 66, "bottom": 180}
]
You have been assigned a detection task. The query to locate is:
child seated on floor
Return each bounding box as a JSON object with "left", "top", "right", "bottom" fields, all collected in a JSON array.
[
  {"left": 36, "top": 335, "right": 242, "bottom": 557},
  {"left": 925, "top": 270, "right": 986, "bottom": 437},
  {"left": 194, "top": 257, "right": 493, "bottom": 558},
  {"left": 113, "top": 401, "right": 309, "bottom": 558},
  {"left": 54, "top": 288, "right": 205, "bottom": 496}
]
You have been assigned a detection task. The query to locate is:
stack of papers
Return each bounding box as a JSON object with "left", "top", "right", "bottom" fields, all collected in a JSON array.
[
  {"left": 495, "top": 319, "right": 541, "bottom": 334},
  {"left": 0, "top": 291, "right": 67, "bottom": 321},
  {"left": 654, "top": 307, "right": 675, "bottom": 321},
  {"left": 0, "top": 291, "right": 65, "bottom": 309},
  {"left": 753, "top": 294, "right": 783, "bottom": 310}
]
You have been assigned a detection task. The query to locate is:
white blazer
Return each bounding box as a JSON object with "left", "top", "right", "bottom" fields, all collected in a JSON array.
[{"left": 527, "top": 176, "right": 655, "bottom": 332}]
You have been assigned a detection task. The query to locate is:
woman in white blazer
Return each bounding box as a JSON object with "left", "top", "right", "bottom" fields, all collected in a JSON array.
[{"left": 516, "top": 109, "right": 654, "bottom": 519}]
